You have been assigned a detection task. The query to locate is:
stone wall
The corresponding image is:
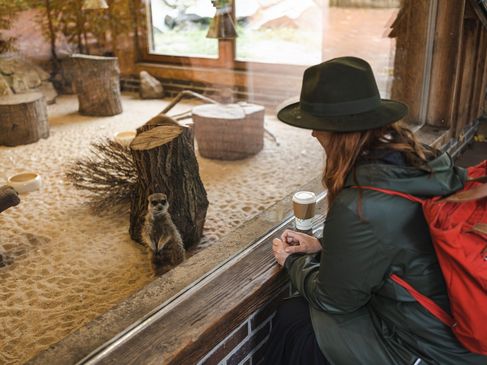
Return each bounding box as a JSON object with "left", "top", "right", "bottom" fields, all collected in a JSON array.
[{"left": 0, "top": 55, "right": 57, "bottom": 103}]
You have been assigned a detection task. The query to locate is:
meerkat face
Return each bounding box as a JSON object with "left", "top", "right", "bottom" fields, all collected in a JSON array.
[{"left": 147, "top": 193, "right": 169, "bottom": 216}]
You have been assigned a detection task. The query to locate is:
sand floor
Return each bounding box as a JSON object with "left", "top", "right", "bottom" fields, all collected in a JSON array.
[{"left": 0, "top": 94, "right": 324, "bottom": 364}]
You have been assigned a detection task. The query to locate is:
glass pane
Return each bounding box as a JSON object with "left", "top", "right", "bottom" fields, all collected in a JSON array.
[
  {"left": 148, "top": 0, "right": 218, "bottom": 58},
  {"left": 235, "top": 0, "right": 323, "bottom": 65},
  {"left": 1, "top": 0, "right": 436, "bottom": 363},
  {"left": 323, "top": 4, "right": 399, "bottom": 98},
  {"left": 235, "top": 0, "right": 401, "bottom": 97}
]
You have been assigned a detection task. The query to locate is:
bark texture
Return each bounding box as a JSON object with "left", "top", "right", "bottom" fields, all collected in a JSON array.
[
  {"left": 0, "top": 185, "right": 20, "bottom": 213},
  {"left": 0, "top": 93, "right": 49, "bottom": 146},
  {"left": 71, "top": 54, "right": 123, "bottom": 116}
]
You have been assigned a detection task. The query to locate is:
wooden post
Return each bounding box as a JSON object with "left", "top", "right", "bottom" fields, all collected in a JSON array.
[
  {"left": 129, "top": 114, "right": 209, "bottom": 248},
  {"left": 454, "top": 17, "right": 479, "bottom": 137},
  {"left": 389, "top": 0, "right": 430, "bottom": 125},
  {"left": 0, "top": 93, "right": 49, "bottom": 146},
  {"left": 71, "top": 54, "right": 123, "bottom": 116},
  {"left": 477, "top": 29, "right": 487, "bottom": 117},
  {"left": 471, "top": 28, "right": 487, "bottom": 119},
  {"left": 426, "top": 0, "right": 466, "bottom": 129}
]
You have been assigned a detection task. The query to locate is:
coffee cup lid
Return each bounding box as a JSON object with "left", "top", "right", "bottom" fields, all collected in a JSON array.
[{"left": 292, "top": 191, "right": 316, "bottom": 204}]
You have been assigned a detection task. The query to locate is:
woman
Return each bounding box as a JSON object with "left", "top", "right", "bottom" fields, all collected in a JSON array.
[{"left": 265, "top": 57, "right": 486, "bottom": 365}]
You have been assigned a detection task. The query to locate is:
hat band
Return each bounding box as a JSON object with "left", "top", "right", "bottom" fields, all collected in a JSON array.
[{"left": 300, "top": 95, "right": 381, "bottom": 116}]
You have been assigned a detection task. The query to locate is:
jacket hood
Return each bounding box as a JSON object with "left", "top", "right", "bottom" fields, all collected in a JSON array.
[{"left": 344, "top": 151, "right": 467, "bottom": 197}]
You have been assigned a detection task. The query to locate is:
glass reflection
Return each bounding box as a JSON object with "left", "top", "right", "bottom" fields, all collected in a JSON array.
[{"left": 149, "top": 0, "right": 218, "bottom": 57}]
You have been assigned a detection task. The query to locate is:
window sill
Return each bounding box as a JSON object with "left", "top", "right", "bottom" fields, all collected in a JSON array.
[{"left": 134, "top": 62, "right": 303, "bottom": 94}]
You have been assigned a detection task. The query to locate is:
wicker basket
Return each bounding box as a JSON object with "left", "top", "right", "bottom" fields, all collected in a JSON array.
[{"left": 192, "top": 103, "right": 265, "bottom": 160}]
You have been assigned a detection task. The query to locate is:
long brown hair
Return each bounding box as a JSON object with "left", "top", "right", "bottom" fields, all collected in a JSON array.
[{"left": 323, "top": 123, "right": 438, "bottom": 207}]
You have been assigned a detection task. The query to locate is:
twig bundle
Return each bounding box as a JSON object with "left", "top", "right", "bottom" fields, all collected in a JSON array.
[{"left": 66, "top": 138, "right": 137, "bottom": 214}]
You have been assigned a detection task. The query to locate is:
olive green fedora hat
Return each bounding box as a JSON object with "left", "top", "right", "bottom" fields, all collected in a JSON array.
[{"left": 277, "top": 57, "right": 408, "bottom": 132}]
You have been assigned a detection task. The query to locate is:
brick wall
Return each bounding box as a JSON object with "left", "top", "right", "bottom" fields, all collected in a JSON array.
[{"left": 197, "top": 284, "right": 291, "bottom": 365}]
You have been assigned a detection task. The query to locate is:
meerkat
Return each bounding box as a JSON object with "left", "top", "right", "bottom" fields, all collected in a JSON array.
[{"left": 141, "top": 193, "right": 185, "bottom": 266}]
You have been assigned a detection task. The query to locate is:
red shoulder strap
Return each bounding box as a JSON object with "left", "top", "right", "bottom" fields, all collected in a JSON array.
[
  {"left": 351, "top": 186, "right": 425, "bottom": 204},
  {"left": 390, "top": 274, "right": 456, "bottom": 328},
  {"left": 353, "top": 187, "right": 455, "bottom": 327}
]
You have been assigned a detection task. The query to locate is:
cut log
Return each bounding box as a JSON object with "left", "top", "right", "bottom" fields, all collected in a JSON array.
[
  {"left": 129, "top": 114, "right": 209, "bottom": 249},
  {"left": 0, "top": 185, "right": 20, "bottom": 214},
  {"left": 192, "top": 103, "right": 265, "bottom": 160},
  {"left": 71, "top": 54, "right": 123, "bottom": 116},
  {"left": 0, "top": 93, "right": 49, "bottom": 146}
]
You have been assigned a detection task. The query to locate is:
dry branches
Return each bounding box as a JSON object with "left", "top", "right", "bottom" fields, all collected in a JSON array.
[{"left": 66, "top": 138, "right": 137, "bottom": 214}]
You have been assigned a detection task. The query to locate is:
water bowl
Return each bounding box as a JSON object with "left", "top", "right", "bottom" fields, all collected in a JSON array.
[{"left": 8, "top": 172, "right": 42, "bottom": 193}]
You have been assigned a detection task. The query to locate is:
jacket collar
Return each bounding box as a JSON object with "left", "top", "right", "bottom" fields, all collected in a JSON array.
[{"left": 344, "top": 151, "right": 467, "bottom": 197}]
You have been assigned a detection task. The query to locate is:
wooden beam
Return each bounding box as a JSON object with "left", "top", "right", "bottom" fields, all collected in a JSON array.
[
  {"left": 390, "top": 0, "right": 430, "bottom": 125},
  {"left": 469, "top": 27, "right": 486, "bottom": 122},
  {"left": 476, "top": 29, "right": 487, "bottom": 117},
  {"left": 455, "top": 18, "right": 480, "bottom": 137},
  {"left": 426, "top": 0, "right": 466, "bottom": 128}
]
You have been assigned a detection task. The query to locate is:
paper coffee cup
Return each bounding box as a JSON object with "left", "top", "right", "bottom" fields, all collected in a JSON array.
[{"left": 292, "top": 191, "right": 316, "bottom": 230}]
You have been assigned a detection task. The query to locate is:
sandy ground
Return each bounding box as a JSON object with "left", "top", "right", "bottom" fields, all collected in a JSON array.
[{"left": 0, "top": 94, "right": 324, "bottom": 364}]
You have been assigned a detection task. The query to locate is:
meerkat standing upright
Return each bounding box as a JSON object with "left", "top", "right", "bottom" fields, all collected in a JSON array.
[{"left": 141, "top": 193, "right": 185, "bottom": 266}]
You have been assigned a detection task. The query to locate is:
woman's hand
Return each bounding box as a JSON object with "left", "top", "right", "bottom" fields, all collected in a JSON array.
[
  {"left": 272, "top": 238, "right": 290, "bottom": 266},
  {"left": 272, "top": 230, "right": 322, "bottom": 266},
  {"left": 281, "top": 229, "right": 322, "bottom": 254}
]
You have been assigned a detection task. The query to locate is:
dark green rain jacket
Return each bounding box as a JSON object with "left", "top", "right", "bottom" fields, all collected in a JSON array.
[{"left": 285, "top": 151, "right": 487, "bottom": 365}]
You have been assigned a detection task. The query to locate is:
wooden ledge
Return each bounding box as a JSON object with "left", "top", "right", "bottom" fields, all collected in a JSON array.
[
  {"left": 415, "top": 124, "right": 451, "bottom": 148},
  {"left": 94, "top": 237, "right": 288, "bottom": 364},
  {"left": 415, "top": 120, "right": 479, "bottom": 156}
]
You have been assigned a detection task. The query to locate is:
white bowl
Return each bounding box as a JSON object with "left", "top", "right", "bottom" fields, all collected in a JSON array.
[
  {"left": 114, "top": 130, "right": 136, "bottom": 147},
  {"left": 8, "top": 172, "right": 42, "bottom": 193}
]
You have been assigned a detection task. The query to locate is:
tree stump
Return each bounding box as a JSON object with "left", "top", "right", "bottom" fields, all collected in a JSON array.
[
  {"left": 129, "top": 114, "right": 209, "bottom": 249},
  {"left": 192, "top": 103, "right": 265, "bottom": 160},
  {"left": 0, "top": 93, "right": 49, "bottom": 146},
  {"left": 0, "top": 185, "right": 20, "bottom": 214},
  {"left": 71, "top": 54, "right": 123, "bottom": 116}
]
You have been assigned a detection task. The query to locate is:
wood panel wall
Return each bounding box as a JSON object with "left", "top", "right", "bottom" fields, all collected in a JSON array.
[
  {"left": 426, "top": 0, "right": 465, "bottom": 129},
  {"left": 389, "top": 0, "right": 430, "bottom": 125},
  {"left": 396, "top": 0, "right": 487, "bottom": 140},
  {"left": 454, "top": 18, "right": 480, "bottom": 136}
]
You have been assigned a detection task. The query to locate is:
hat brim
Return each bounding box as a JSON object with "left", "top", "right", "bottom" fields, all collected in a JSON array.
[{"left": 277, "top": 99, "right": 408, "bottom": 132}]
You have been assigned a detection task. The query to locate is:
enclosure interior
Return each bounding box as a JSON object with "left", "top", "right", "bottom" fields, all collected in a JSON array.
[{"left": 1, "top": 1, "right": 486, "bottom": 364}]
